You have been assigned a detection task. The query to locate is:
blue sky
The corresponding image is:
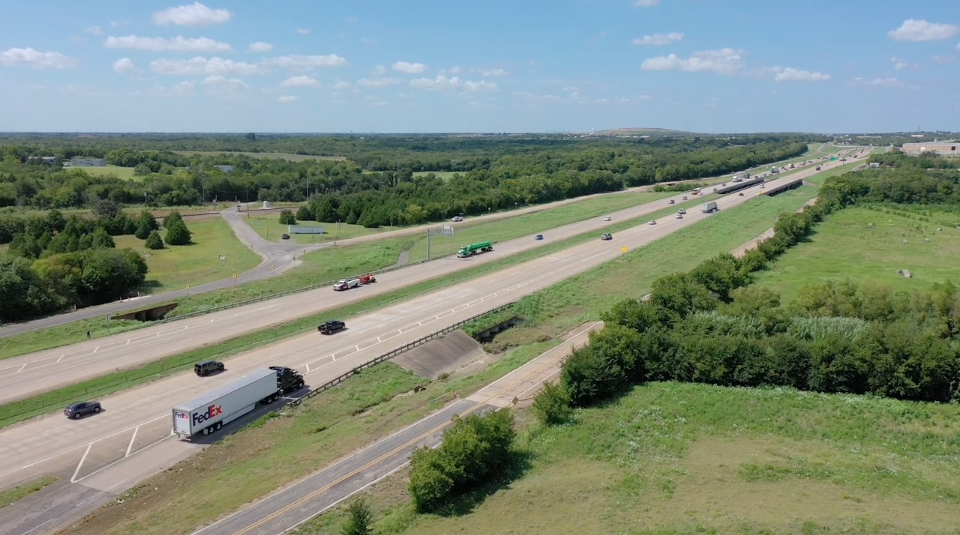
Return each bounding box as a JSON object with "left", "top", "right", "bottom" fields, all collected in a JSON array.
[{"left": 1, "top": 0, "right": 959, "bottom": 133}]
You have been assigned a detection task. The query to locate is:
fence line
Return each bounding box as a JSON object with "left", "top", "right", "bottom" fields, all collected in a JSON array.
[{"left": 288, "top": 301, "right": 517, "bottom": 407}]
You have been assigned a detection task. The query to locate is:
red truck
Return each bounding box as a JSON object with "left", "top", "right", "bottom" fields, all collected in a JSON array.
[{"left": 359, "top": 274, "right": 376, "bottom": 284}]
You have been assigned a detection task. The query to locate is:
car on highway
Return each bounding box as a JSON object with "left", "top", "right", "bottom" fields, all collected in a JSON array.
[
  {"left": 281, "top": 233, "right": 290, "bottom": 240},
  {"left": 451, "top": 216, "right": 463, "bottom": 222},
  {"left": 600, "top": 233, "right": 613, "bottom": 241},
  {"left": 64, "top": 401, "right": 102, "bottom": 419},
  {"left": 194, "top": 359, "right": 225, "bottom": 377},
  {"left": 676, "top": 213, "right": 683, "bottom": 219},
  {"left": 603, "top": 216, "right": 611, "bottom": 221},
  {"left": 669, "top": 199, "right": 675, "bottom": 204},
  {"left": 318, "top": 320, "right": 346, "bottom": 335},
  {"left": 677, "top": 208, "right": 686, "bottom": 215},
  {"left": 535, "top": 234, "right": 543, "bottom": 240},
  {"left": 648, "top": 220, "right": 657, "bottom": 225},
  {"left": 682, "top": 196, "right": 688, "bottom": 200}
]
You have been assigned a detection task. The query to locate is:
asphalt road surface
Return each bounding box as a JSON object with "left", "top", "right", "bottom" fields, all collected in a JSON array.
[{"left": 0, "top": 148, "right": 848, "bottom": 337}]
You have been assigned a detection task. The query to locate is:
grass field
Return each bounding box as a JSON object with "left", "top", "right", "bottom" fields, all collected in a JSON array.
[
  {"left": 114, "top": 217, "right": 260, "bottom": 293},
  {"left": 65, "top": 165, "right": 137, "bottom": 179},
  {"left": 411, "top": 171, "right": 460, "bottom": 180},
  {"left": 298, "top": 382, "right": 960, "bottom": 535},
  {"left": 0, "top": 475, "right": 57, "bottom": 509},
  {"left": 172, "top": 151, "right": 346, "bottom": 162},
  {"left": 244, "top": 213, "right": 401, "bottom": 244},
  {"left": 751, "top": 205, "right": 960, "bottom": 304}
]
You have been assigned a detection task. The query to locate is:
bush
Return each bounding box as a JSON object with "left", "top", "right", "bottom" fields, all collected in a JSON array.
[
  {"left": 296, "top": 205, "right": 315, "bottom": 221},
  {"left": 532, "top": 381, "right": 572, "bottom": 425},
  {"left": 341, "top": 495, "right": 373, "bottom": 535},
  {"left": 278, "top": 209, "right": 296, "bottom": 225},
  {"left": 134, "top": 221, "right": 152, "bottom": 240},
  {"left": 144, "top": 230, "right": 164, "bottom": 250},
  {"left": 164, "top": 219, "right": 192, "bottom": 245}
]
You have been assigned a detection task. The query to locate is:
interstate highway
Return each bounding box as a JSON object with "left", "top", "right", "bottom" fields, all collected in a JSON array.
[
  {"left": 0, "top": 186, "right": 713, "bottom": 404},
  {"left": 0, "top": 168, "right": 836, "bottom": 496}
]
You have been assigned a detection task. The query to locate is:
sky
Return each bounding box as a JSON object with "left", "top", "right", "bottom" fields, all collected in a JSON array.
[{"left": 1, "top": 0, "right": 959, "bottom": 134}]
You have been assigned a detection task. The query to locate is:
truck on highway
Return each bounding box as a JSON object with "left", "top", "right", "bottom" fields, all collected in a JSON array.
[
  {"left": 333, "top": 278, "right": 361, "bottom": 291},
  {"left": 457, "top": 241, "right": 493, "bottom": 258},
  {"left": 358, "top": 274, "right": 376, "bottom": 284},
  {"left": 701, "top": 201, "right": 718, "bottom": 213},
  {"left": 172, "top": 368, "right": 289, "bottom": 440}
]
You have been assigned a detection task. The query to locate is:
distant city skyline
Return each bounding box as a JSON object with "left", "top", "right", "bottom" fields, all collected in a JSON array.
[{"left": 1, "top": 0, "right": 959, "bottom": 133}]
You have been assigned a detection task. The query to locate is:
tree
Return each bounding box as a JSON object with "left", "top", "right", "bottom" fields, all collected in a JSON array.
[
  {"left": 91, "top": 227, "right": 116, "bottom": 249},
  {"left": 532, "top": 381, "right": 572, "bottom": 425},
  {"left": 134, "top": 221, "right": 152, "bottom": 240},
  {"left": 164, "top": 218, "right": 192, "bottom": 245},
  {"left": 137, "top": 210, "right": 159, "bottom": 232},
  {"left": 163, "top": 210, "right": 184, "bottom": 228},
  {"left": 145, "top": 230, "right": 164, "bottom": 249},
  {"left": 278, "top": 209, "right": 296, "bottom": 225},
  {"left": 341, "top": 495, "right": 373, "bottom": 535}
]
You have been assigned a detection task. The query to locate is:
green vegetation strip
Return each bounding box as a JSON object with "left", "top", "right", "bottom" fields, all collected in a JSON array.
[
  {"left": 0, "top": 194, "right": 719, "bottom": 427},
  {"left": 0, "top": 475, "right": 58, "bottom": 509}
]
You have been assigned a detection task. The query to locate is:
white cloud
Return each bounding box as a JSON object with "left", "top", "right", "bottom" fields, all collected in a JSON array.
[
  {"left": 0, "top": 48, "right": 78, "bottom": 69},
  {"left": 888, "top": 19, "right": 959, "bottom": 41},
  {"left": 631, "top": 32, "right": 683, "bottom": 45},
  {"left": 891, "top": 57, "right": 908, "bottom": 70},
  {"left": 332, "top": 81, "right": 351, "bottom": 89},
  {"left": 392, "top": 61, "right": 427, "bottom": 73},
  {"left": 371, "top": 100, "right": 388, "bottom": 106},
  {"left": 641, "top": 47, "right": 744, "bottom": 75},
  {"left": 773, "top": 67, "right": 831, "bottom": 82},
  {"left": 112, "top": 57, "right": 141, "bottom": 74},
  {"left": 854, "top": 76, "right": 906, "bottom": 88},
  {"left": 634, "top": 0, "right": 659, "bottom": 5},
  {"left": 151, "top": 80, "right": 195, "bottom": 97},
  {"left": 153, "top": 2, "right": 232, "bottom": 26},
  {"left": 514, "top": 91, "right": 561, "bottom": 102},
  {"left": 410, "top": 75, "right": 498, "bottom": 92},
  {"left": 263, "top": 54, "right": 348, "bottom": 70},
  {"left": 247, "top": 42, "right": 273, "bottom": 53},
  {"left": 202, "top": 74, "right": 247, "bottom": 87},
  {"left": 361, "top": 37, "right": 376, "bottom": 44},
  {"left": 151, "top": 56, "right": 265, "bottom": 75},
  {"left": 345, "top": 16, "right": 358, "bottom": 23},
  {"left": 280, "top": 75, "right": 319, "bottom": 87},
  {"left": 356, "top": 77, "right": 402, "bottom": 87},
  {"left": 278, "top": 95, "right": 298, "bottom": 102},
  {"left": 85, "top": 26, "right": 103, "bottom": 35},
  {"left": 105, "top": 35, "right": 232, "bottom": 52},
  {"left": 372, "top": 64, "right": 387, "bottom": 75},
  {"left": 295, "top": 28, "right": 310, "bottom": 34},
  {"left": 470, "top": 67, "right": 508, "bottom": 76},
  {"left": 200, "top": 75, "right": 249, "bottom": 99},
  {"left": 439, "top": 66, "right": 461, "bottom": 74}
]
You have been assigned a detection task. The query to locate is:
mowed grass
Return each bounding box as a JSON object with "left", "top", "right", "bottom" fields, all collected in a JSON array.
[
  {"left": 412, "top": 171, "right": 459, "bottom": 180},
  {"left": 172, "top": 151, "right": 346, "bottom": 162},
  {"left": 66, "top": 165, "right": 137, "bottom": 179},
  {"left": 56, "top": 342, "right": 562, "bottom": 535},
  {"left": 306, "top": 382, "right": 960, "bottom": 535},
  {"left": 751, "top": 206, "right": 960, "bottom": 304},
  {"left": 114, "top": 216, "right": 260, "bottom": 293},
  {"left": 244, "top": 213, "right": 401, "bottom": 244},
  {"left": 0, "top": 475, "right": 58, "bottom": 509}
]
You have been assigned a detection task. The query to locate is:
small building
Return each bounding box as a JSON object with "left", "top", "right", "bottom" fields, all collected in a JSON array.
[
  {"left": 28, "top": 156, "right": 57, "bottom": 163},
  {"left": 901, "top": 142, "right": 959, "bottom": 156},
  {"left": 69, "top": 157, "right": 106, "bottom": 166},
  {"left": 214, "top": 165, "right": 234, "bottom": 172}
]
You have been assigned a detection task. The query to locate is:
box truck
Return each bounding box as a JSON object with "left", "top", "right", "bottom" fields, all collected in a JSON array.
[
  {"left": 172, "top": 368, "right": 284, "bottom": 440},
  {"left": 701, "top": 201, "right": 718, "bottom": 213}
]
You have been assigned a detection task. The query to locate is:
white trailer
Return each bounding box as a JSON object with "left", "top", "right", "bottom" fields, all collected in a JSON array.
[
  {"left": 172, "top": 368, "right": 279, "bottom": 440},
  {"left": 333, "top": 278, "right": 361, "bottom": 291},
  {"left": 701, "top": 201, "right": 718, "bottom": 213}
]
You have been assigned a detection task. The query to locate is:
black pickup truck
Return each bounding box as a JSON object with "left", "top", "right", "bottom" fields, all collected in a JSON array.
[{"left": 318, "top": 320, "right": 346, "bottom": 335}]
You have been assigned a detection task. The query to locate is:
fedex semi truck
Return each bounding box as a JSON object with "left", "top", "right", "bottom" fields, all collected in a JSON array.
[{"left": 172, "top": 368, "right": 299, "bottom": 440}]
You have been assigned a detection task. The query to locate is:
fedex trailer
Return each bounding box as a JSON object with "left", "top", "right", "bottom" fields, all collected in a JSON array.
[{"left": 172, "top": 368, "right": 280, "bottom": 440}]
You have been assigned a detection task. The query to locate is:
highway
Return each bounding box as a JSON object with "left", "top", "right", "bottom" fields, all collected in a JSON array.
[
  {"left": 0, "top": 185, "right": 725, "bottom": 404},
  {"left": 0, "top": 159, "right": 849, "bottom": 535}
]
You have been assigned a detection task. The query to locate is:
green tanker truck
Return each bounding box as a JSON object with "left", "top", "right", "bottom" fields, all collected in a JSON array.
[{"left": 457, "top": 241, "right": 493, "bottom": 258}]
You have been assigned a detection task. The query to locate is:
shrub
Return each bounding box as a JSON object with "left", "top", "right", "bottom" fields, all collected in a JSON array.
[
  {"left": 164, "top": 219, "right": 192, "bottom": 245},
  {"left": 341, "top": 495, "right": 373, "bottom": 535},
  {"left": 134, "top": 221, "right": 152, "bottom": 240},
  {"left": 532, "top": 381, "right": 572, "bottom": 426},
  {"left": 278, "top": 209, "right": 296, "bottom": 225},
  {"left": 144, "top": 230, "right": 164, "bottom": 250}
]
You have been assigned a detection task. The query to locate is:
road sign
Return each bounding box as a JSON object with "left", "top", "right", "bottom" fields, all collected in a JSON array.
[
  {"left": 620, "top": 246, "right": 627, "bottom": 252},
  {"left": 233, "top": 273, "right": 237, "bottom": 279},
  {"left": 441, "top": 224, "right": 454, "bottom": 236}
]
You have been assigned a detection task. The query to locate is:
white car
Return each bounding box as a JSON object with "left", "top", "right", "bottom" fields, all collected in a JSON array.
[
  {"left": 603, "top": 216, "right": 611, "bottom": 221},
  {"left": 451, "top": 216, "right": 463, "bottom": 222},
  {"left": 648, "top": 220, "right": 657, "bottom": 225}
]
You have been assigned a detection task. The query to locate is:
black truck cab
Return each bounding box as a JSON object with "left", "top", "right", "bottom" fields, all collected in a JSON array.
[{"left": 270, "top": 366, "right": 305, "bottom": 393}]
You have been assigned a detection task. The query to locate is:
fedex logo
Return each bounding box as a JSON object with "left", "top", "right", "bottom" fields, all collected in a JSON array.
[{"left": 192, "top": 404, "right": 223, "bottom": 426}]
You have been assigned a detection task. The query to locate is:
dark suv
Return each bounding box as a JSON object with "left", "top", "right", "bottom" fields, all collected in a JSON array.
[
  {"left": 65, "top": 401, "right": 101, "bottom": 419},
  {"left": 195, "top": 359, "right": 225, "bottom": 377},
  {"left": 318, "top": 320, "right": 346, "bottom": 335}
]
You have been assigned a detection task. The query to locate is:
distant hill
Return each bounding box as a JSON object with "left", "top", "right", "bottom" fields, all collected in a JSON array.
[{"left": 591, "top": 127, "right": 694, "bottom": 136}]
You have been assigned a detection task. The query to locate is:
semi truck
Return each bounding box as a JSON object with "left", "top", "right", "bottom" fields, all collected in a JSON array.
[
  {"left": 172, "top": 367, "right": 304, "bottom": 440},
  {"left": 457, "top": 241, "right": 493, "bottom": 258}
]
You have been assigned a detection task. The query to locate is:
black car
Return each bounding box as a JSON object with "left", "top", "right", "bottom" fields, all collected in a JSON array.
[
  {"left": 64, "top": 401, "right": 101, "bottom": 419},
  {"left": 281, "top": 233, "right": 290, "bottom": 240},
  {"left": 600, "top": 233, "right": 613, "bottom": 241},
  {"left": 195, "top": 359, "right": 225, "bottom": 377},
  {"left": 318, "top": 320, "right": 346, "bottom": 335}
]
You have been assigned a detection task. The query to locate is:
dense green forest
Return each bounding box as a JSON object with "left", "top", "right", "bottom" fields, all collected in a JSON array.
[{"left": 539, "top": 153, "right": 960, "bottom": 418}]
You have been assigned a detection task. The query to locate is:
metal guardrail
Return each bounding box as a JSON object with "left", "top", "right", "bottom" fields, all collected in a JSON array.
[{"left": 287, "top": 301, "right": 517, "bottom": 407}]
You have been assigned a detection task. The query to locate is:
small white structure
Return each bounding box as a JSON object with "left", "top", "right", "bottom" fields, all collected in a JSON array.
[
  {"left": 288, "top": 225, "right": 325, "bottom": 234},
  {"left": 215, "top": 165, "right": 235, "bottom": 172},
  {"left": 262, "top": 201, "right": 271, "bottom": 209}
]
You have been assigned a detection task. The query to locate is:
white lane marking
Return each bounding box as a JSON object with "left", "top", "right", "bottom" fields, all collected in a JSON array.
[
  {"left": 305, "top": 363, "right": 310, "bottom": 373},
  {"left": 73, "top": 435, "right": 173, "bottom": 485},
  {"left": 126, "top": 426, "right": 139, "bottom": 457},
  {"left": 93, "top": 346, "right": 99, "bottom": 353},
  {"left": 42, "top": 424, "right": 69, "bottom": 435},
  {"left": 57, "top": 355, "right": 65, "bottom": 362},
  {"left": 17, "top": 363, "right": 27, "bottom": 373},
  {"left": 71, "top": 444, "right": 92, "bottom": 483},
  {"left": 134, "top": 395, "right": 157, "bottom": 405}
]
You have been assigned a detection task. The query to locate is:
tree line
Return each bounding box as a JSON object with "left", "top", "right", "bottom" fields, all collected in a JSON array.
[{"left": 534, "top": 155, "right": 960, "bottom": 424}]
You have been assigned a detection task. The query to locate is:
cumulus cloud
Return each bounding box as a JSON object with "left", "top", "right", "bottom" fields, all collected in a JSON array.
[
  {"left": 151, "top": 56, "right": 264, "bottom": 75},
  {"left": 262, "top": 54, "right": 347, "bottom": 70},
  {"left": 392, "top": 61, "right": 427, "bottom": 73},
  {"left": 278, "top": 95, "right": 298, "bottom": 102},
  {"left": 409, "top": 75, "right": 498, "bottom": 92},
  {"left": 773, "top": 67, "right": 831, "bottom": 82},
  {"left": 888, "top": 19, "right": 959, "bottom": 41},
  {"left": 150, "top": 80, "right": 195, "bottom": 97},
  {"left": 332, "top": 80, "right": 351, "bottom": 89},
  {"left": 854, "top": 76, "right": 907, "bottom": 88},
  {"left": 438, "top": 66, "right": 461, "bottom": 74},
  {"left": 470, "top": 67, "right": 508, "bottom": 76},
  {"left": 295, "top": 28, "right": 310, "bottom": 34},
  {"left": 371, "top": 64, "right": 387, "bottom": 75},
  {"left": 247, "top": 41, "right": 273, "bottom": 53},
  {"left": 153, "top": 2, "right": 232, "bottom": 26},
  {"left": 0, "top": 48, "right": 78, "bottom": 69},
  {"left": 85, "top": 26, "right": 103, "bottom": 35},
  {"left": 634, "top": 0, "right": 659, "bottom": 5},
  {"left": 641, "top": 47, "right": 744, "bottom": 75},
  {"left": 356, "top": 77, "right": 402, "bottom": 87},
  {"left": 112, "top": 57, "right": 141, "bottom": 74},
  {"left": 370, "top": 100, "right": 388, "bottom": 106},
  {"left": 105, "top": 35, "right": 232, "bottom": 52},
  {"left": 631, "top": 32, "right": 683, "bottom": 45},
  {"left": 200, "top": 74, "right": 250, "bottom": 99},
  {"left": 280, "top": 75, "right": 319, "bottom": 87}
]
